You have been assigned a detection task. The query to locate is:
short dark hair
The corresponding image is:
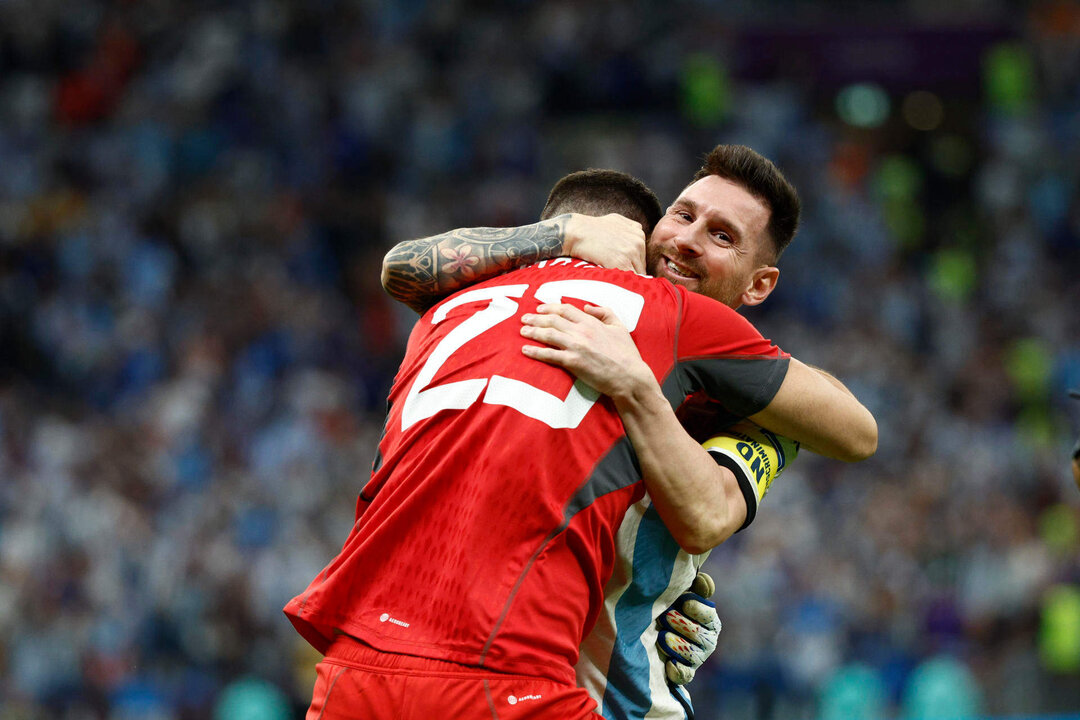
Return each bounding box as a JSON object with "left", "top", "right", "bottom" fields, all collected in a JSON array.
[
  {"left": 540, "top": 169, "right": 662, "bottom": 237},
  {"left": 692, "top": 145, "right": 800, "bottom": 262}
]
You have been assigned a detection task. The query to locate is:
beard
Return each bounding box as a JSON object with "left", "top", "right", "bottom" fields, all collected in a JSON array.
[{"left": 646, "top": 243, "right": 745, "bottom": 309}]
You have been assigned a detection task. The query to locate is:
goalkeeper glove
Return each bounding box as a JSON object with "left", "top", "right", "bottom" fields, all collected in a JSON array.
[{"left": 656, "top": 571, "right": 720, "bottom": 685}]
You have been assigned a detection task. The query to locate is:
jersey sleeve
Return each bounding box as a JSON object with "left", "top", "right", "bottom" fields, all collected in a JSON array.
[
  {"left": 664, "top": 289, "right": 790, "bottom": 419},
  {"left": 701, "top": 421, "right": 799, "bottom": 531}
]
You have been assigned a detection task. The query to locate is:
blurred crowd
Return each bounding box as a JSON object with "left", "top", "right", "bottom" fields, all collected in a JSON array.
[{"left": 1, "top": 1, "right": 1079, "bottom": 718}]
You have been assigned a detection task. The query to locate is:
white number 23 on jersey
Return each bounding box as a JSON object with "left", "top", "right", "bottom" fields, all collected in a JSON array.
[{"left": 400, "top": 279, "right": 644, "bottom": 431}]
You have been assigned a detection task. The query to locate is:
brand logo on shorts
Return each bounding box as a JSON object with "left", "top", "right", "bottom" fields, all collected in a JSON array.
[
  {"left": 507, "top": 694, "right": 542, "bottom": 705},
  {"left": 378, "top": 612, "right": 410, "bottom": 628}
]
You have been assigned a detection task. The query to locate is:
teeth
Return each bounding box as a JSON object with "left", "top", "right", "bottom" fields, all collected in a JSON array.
[{"left": 666, "top": 259, "right": 695, "bottom": 278}]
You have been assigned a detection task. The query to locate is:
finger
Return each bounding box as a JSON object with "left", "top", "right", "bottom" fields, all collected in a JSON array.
[
  {"left": 581, "top": 304, "right": 623, "bottom": 327},
  {"left": 659, "top": 606, "right": 719, "bottom": 651},
  {"left": 691, "top": 571, "right": 715, "bottom": 599},
  {"left": 659, "top": 608, "right": 717, "bottom": 646},
  {"left": 606, "top": 213, "right": 643, "bottom": 231},
  {"left": 612, "top": 236, "right": 647, "bottom": 274},
  {"left": 657, "top": 630, "right": 707, "bottom": 666},
  {"left": 658, "top": 635, "right": 697, "bottom": 685},
  {"left": 675, "top": 594, "right": 720, "bottom": 632},
  {"left": 522, "top": 344, "right": 572, "bottom": 366},
  {"left": 665, "top": 660, "right": 696, "bottom": 686},
  {"left": 599, "top": 250, "right": 636, "bottom": 273},
  {"left": 520, "top": 325, "right": 572, "bottom": 349},
  {"left": 535, "top": 302, "right": 593, "bottom": 323},
  {"left": 521, "top": 312, "right": 578, "bottom": 333}
]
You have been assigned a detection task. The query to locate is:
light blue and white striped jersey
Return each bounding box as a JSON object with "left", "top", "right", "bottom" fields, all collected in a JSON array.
[
  {"left": 576, "top": 493, "right": 706, "bottom": 720},
  {"left": 576, "top": 424, "right": 798, "bottom": 720}
]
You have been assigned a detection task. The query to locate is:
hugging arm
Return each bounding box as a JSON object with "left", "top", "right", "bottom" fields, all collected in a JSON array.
[
  {"left": 521, "top": 303, "right": 752, "bottom": 553},
  {"left": 521, "top": 303, "right": 875, "bottom": 553},
  {"left": 747, "top": 359, "right": 877, "bottom": 463},
  {"left": 381, "top": 218, "right": 570, "bottom": 314},
  {"left": 381, "top": 214, "right": 646, "bottom": 314}
]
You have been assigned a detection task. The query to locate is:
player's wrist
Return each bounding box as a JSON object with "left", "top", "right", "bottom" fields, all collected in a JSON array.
[
  {"left": 558, "top": 213, "right": 584, "bottom": 257},
  {"left": 609, "top": 370, "right": 667, "bottom": 414}
]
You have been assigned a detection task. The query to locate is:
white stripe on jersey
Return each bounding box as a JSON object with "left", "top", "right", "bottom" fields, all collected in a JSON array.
[{"left": 576, "top": 494, "right": 708, "bottom": 720}]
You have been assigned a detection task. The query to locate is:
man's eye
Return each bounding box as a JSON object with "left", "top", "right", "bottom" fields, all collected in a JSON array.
[{"left": 714, "top": 232, "right": 731, "bottom": 243}]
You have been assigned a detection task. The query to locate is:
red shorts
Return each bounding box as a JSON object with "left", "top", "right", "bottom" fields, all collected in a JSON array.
[{"left": 305, "top": 635, "right": 601, "bottom": 719}]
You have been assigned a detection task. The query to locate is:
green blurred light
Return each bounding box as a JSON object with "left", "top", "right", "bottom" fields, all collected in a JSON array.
[
  {"left": 681, "top": 53, "right": 730, "bottom": 127},
  {"left": 1040, "top": 584, "right": 1080, "bottom": 673},
  {"left": 873, "top": 155, "right": 926, "bottom": 247},
  {"left": 836, "top": 83, "right": 890, "bottom": 128},
  {"left": 1016, "top": 406, "right": 1057, "bottom": 450},
  {"left": 1039, "top": 504, "right": 1078, "bottom": 556},
  {"left": 1006, "top": 337, "right": 1053, "bottom": 401},
  {"left": 873, "top": 154, "right": 924, "bottom": 201},
  {"left": 883, "top": 200, "right": 926, "bottom": 248},
  {"left": 928, "top": 248, "right": 977, "bottom": 302},
  {"left": 984, "top": 42, "right": 1036, "bottom": 115}
]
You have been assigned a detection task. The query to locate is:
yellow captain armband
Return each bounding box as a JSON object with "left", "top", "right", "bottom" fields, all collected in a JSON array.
[{"left": 702, "top": 422, "right": 799, "bottom": 530}]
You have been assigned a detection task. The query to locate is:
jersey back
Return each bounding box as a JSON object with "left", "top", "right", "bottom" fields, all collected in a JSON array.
[{"left": 285, "top": 259, "right": 789, "bottom": 684}]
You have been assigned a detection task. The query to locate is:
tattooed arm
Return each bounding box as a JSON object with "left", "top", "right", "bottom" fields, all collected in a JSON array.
[
  {"left": 381, "top": 217, "right": 568, "bottom": 314},
  {"left": 381, "top": 213, "right": 647, "bottom": 314}
]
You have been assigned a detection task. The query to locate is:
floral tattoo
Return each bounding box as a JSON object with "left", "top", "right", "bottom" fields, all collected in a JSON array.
[{"left": 382, "top": 216, "right": 570, "bottom": 314}]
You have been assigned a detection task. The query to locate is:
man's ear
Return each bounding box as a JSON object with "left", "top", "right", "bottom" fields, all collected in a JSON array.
[{"left": 740, "top": 266, "right": 779, "bottom": 307}]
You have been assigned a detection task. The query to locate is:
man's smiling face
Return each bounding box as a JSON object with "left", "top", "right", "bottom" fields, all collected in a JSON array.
[{"left": 646, "top": 174, "right": 775, "bottom": 309}]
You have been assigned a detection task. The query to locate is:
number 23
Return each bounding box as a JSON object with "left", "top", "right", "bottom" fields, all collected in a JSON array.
[{"left": 401, "top": 279, "right": 645, "bottom": 431}]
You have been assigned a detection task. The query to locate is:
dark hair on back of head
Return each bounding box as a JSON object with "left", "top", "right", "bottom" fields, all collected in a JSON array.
[
  {"left": 540, "top": 169, "right": 662, "bottom": 237},
  {"left": 692, "top": 145, "right": 800, "bottom": 262}
]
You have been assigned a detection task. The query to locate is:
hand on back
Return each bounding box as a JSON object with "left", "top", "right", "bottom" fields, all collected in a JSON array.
[
  {"left": 520, "top": 303, "right": 653, "bottom": 401},
  {"left": 563, "top": 213, "right": 647, "bottom": 274}
]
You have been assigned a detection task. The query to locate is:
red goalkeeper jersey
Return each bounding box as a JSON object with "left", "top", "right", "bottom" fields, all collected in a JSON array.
[{"left": 285, "top": 259, "right": 789, "bottom": 684}]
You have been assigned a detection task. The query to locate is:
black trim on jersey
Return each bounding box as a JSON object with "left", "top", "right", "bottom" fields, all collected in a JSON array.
[
  {"left": 668, "top": 682, "right": 695, "bottom": 720},
  {"left": 663, "top": 356, "right": 789, "bottom": 419},
  {"left": 479, "top": 436, "right": 641, "bottom": 666},
  {"left": 366, "top": 400, "right": 393, "bottom": 497},
  {"left": 707, "top": 449, "right": 758, "bottom": 532},
  {"left": 563, "top": 436, "right": 642, "bottom": 521}
]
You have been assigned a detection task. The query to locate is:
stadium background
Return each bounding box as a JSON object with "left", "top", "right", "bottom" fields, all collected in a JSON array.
[{"left": 1, "top": 0, "right": 1079, "bottom": 718}]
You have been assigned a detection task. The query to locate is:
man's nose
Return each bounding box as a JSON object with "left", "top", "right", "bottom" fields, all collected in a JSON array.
[{"left": 672, "top": 226, "right": 703, "bottom": 256}]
